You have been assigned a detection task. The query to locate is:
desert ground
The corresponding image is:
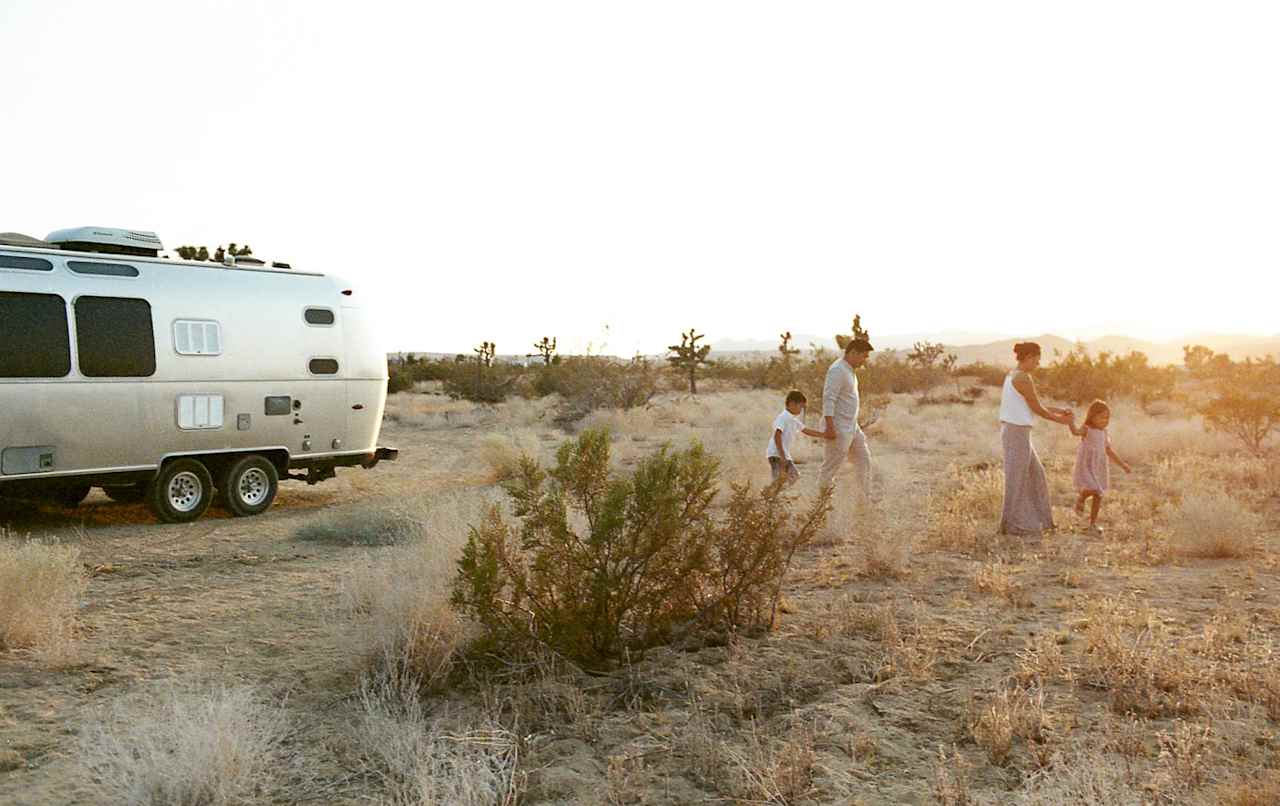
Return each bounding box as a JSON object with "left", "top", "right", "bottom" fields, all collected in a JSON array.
[{"left": 2, "top": 386, "right": 1278, "bottom": 804}]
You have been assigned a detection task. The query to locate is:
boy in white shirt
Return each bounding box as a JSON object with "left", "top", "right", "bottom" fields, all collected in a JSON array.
[{"left": 767, "top": 390, "right": 831, "bottom": 485}]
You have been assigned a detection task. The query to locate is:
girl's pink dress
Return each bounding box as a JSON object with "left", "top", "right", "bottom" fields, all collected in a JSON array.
[{"left": 1073, "top": 427, "right": 1110, "bottom": 493}]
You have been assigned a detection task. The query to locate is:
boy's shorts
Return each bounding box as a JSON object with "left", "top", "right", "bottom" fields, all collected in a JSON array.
[{"left": 768, "top": 456, "right": 800, "bottom": 485}]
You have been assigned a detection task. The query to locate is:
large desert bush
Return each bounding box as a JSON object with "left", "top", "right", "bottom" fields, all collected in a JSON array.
[
  {"left": 536, "top": 355, "right": 659, "bottom": 425},
  {"left": 1201, "top": 389, "right": 1280, "bottom": 456},
  {"left": 76, "top": 682, "right": 289, "bottom": 806},
  {"left": 0, "top": 533, "right": 86, "bottom": 654},
  {"left": 450, "top": 428, "right": 831, "bottom": 665},
  {"left": 1038, "top": 347, "right": 1177, "bottom": 406},
  {"left": 1169, "top": 491, "right": 1261, "bottom": 559}
]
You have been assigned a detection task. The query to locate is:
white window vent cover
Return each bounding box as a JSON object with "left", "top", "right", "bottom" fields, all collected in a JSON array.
[
  {"left": 174, "top": 320, "right": 222, "bottom": 355},
  {"left": 177, "top": 394, "right": 224, "bottom": 430}
]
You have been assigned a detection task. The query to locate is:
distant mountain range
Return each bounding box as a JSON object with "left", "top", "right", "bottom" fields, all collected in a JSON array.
[
  {"left": 711, "top": 332, "right": 1280, "bottom": 367},
  {"left": 392, "top": 333, "right": 1280, "bottom": 367}
]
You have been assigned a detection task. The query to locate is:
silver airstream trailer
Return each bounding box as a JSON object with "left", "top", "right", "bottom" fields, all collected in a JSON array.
[{"left": 0, "top": 227, "right": 397, "bottom": 522}]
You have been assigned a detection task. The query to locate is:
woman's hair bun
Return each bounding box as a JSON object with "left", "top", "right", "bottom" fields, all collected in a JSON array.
[{"left": 1013, "top": 341, "right": 1042, "bottom": 360}]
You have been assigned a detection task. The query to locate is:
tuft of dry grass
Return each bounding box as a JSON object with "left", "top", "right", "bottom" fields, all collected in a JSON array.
[
  {"left": 75, "top": 682, "right": 289, "bottom": 806},
  {"left": 1169, "top": 491, "right": 1261, "bottom": 559},
  {"left": 723, "top": 719, "right": 818, "bottom": 805},
  {"left": 973, "top": 560, "right": 1030, "bottom": 607},
  {"left": 0, "top": 532, "right": 86, "bottom": 657},
  {"left": 355, "top": 674, "right": 522, "bottom": 806},
  {"left": 928, "top": 465, "right": 1003, "bottom": 555},
  {"left": 1214, "top": 768, "right": 1280, "bottom": 806},
  {"left": 337, "top": 493, "right": 497, "bottom": 691},
  {"left": 1014, "top": 744, "right": 1145, "bottom": 805},
  {"left": 966, "top": 686, "right": 1049, "bottom": 766},
  {"left": 1080, "top": 597, "right": 1207, "bottom": 718},
  {"left": 931, "top": 745, "right": 976, "bottom": 806},
  {"left": 477, "top": 430, "right": 541, "bottom": 482}
]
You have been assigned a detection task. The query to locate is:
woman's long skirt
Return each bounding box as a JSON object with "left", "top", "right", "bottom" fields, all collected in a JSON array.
[{"left": 999, "top": 423, "right": 1054, "bottom": 535}]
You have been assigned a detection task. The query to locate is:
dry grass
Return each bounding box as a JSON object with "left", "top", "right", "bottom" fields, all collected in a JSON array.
[
  {"left": 477, "top": 430, "right": 542, "bottom": 482},
  {"left": 338, "top": 491, "right": 498, "bottom": 690},
  {"left": 1014, "top": 744, "right": 1145, "bottom": 805},
  {"left": 966, "top": 685, "right": 1050, "bottom": 766},
  {"left": 0, "top": 531, "right": 86, "bottom": 657},
  {"left": 295, "top": 505, "right": 422, "bottom": 546},
  {"left": 1080, "top": 597, "right": 1208, "bottom": 718},
  {"left": 1169, "top": 491, "right": 1261, "bottom": 559},
  {"left": 1215, "top": 769, "right": 1280, "bottom": 806},
  {"left": 75, "top": 681, "right": 290, "bottom": 806},
  {"left": 355, "top": 674, "right": 522, "bottom": 806},
  {"left": 973, "top": 559, "right": 1030, "bottom": 607},
  {"left": 928, "top": 464, "right": 1004, "bottom": 555}
]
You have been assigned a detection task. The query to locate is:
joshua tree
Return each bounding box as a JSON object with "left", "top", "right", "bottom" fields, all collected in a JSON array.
[
  {"left": 668, "top": 329, "right": 712, "bottom": 394},
  {"left": 474, "top": 341, "right": 496, "bottom": 368},
  {"left": 532, "top": 336, "right": 557, "bottom": 366},
  {"left": 175, "top": 243, "right": 252, "bottom": 262},
  {"left": 835, "top": 314, "right": 871, "bottom": 352},
  {"left": 777, "top": 331, "right": 800, "bottom": 386}
]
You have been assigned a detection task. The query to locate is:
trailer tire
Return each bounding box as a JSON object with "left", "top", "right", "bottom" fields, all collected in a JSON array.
[
  {"left": 103, "top": 483, "right": 147, "bottom": 504},
  {"left": 148, "top": 459, "right": 213, "bottom": 523},
  {"left": 220, "top": 455, "right": 278, "bottom": 517}
]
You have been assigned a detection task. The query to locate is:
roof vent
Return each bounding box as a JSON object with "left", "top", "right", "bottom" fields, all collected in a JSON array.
[{"left": 45, "top": 227, "right": 164, "bottom": 258}]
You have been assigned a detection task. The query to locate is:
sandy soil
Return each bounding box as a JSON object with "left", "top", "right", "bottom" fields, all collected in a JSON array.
[{"left": 2, "top": 393, "right": 1278, "bottom": 805}]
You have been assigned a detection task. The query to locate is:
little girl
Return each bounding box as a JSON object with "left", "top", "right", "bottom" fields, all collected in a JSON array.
[{"left": 1069, "top": 400, "right": 1132, "bottom": 535}]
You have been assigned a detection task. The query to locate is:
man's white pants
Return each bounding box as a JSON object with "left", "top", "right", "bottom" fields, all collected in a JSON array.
[{"left": 818, "top": 428, "right": 872, "bottom": 497}]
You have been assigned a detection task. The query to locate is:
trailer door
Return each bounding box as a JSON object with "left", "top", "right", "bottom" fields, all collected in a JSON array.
[{"left": 340, "top": 302, "right": 386, "bottom": 452}]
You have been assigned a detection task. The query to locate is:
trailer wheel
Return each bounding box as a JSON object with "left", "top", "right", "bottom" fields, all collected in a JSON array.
[
  {"left": 103, "top": 483, "right": 147, "bottom": 504},
  {"left": 220, "top": 455, "right": 279, "bottom": 517},
  {"left": 148, "top": 459, "right": 213, "bottom": 523}
]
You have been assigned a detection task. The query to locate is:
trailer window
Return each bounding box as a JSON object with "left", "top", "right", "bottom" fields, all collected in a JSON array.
[
  {"left": 68, "top": 261, "right": 140, "bottom": 278},
  {"left": 308, "top": 358, "right": 339, "bottom": 375},
  {"left": 0, "top": 254, "right": 54, "bottom": 272},
  {"left": 304, "top": 307, "right": 335, "bottom": 326},
  {"left": 173, "top": 320, "right": 223, "bottom": 356},
  {"left": 0, "top": 292, "right": 70, "bottom": 378},
  {"left": 74, "top": 296, "right": 156, "bottom": 377}
]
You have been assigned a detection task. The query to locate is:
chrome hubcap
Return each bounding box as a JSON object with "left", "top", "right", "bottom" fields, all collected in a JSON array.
[
  {"left": 167, "top": 471, "right": 203, "bottom": 512},
  {"left": 238, "top": 467, "right": 270, "bottom": 506}
]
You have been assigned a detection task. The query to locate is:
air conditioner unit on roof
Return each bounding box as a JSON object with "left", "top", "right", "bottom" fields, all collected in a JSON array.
[{"left": 45, "top": 227, "right": 164, "bottom": 257}]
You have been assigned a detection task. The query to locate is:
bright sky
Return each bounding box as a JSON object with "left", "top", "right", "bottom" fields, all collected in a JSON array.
[{"left": 2, "top": 1, "right": 1276, "bottom": 355}]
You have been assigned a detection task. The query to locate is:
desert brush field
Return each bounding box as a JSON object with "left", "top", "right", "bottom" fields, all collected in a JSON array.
[{"left": 2, "top": 383, "right": 1278, "bottom": 805}]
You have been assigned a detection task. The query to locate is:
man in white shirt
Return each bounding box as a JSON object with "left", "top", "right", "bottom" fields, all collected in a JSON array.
[{"left": 819, "top": 337, "right": 874, "bottom": 497}]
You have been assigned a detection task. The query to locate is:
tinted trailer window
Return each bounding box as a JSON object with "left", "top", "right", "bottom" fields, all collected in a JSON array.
[
  {"left": 74, "top": 296, "right": 156, "bottom": 377},
  {"left": 0, "top": 292, "right": 70, "bottom": 377}
]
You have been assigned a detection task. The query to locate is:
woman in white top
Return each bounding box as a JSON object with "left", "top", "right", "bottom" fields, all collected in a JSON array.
[{"left": 999, "top": 342, "right": 1074, "bottom": 536}]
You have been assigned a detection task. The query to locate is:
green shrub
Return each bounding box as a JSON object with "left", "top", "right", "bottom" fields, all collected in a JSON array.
[
  {"left": 1038, "top": 347, "right": 1176, "bottom": 405},
  {"left": 443, "top": 362, "right": 522, "bottom": 404},
  {"left": 1201, "top": 388, "right": 1280, "bottom": 457},
  {"left": 955, "top": 361, "right": 1007, "bottom": 387},
  {"left": 387, "top": 366, "right": 415, "bottom": 394},
  {"left": 450, "top": 429, "right": 830, "bottom": 665},
  {"left": 540, "top": 356, "right": 659, "bottom": 425}
]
